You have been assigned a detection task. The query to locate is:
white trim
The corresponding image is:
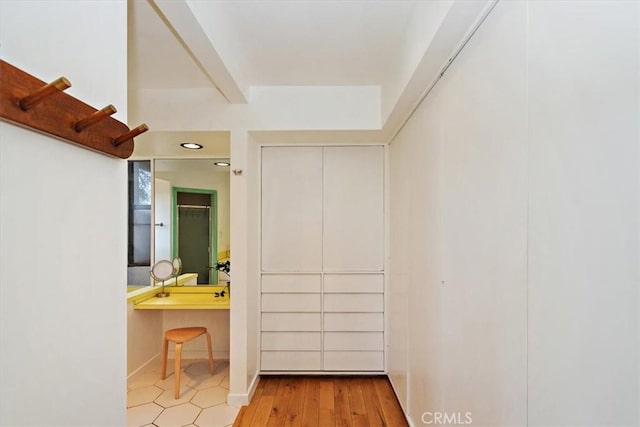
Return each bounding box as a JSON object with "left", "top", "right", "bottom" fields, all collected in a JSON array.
[
  {"left": 260, "top": 371, "right": 386, "bottom": 376},
  {"left": 256, "top": 141, "right": 388, "bottom": 148},
  {"left": 389, "top": 0, "right": 500, "bottom": 145},
  {"left": 227, "top": 371, "right": 260, "bottom": 406},
  {"left": 226, "top": 393, "right": 247, "bottom": 407},
  {"left": 127, "top": 353, "right": 160, "bottom": 380},
  {"left": 383, "top": 144, "right": 390, "bottom": 374},
  {"left": 247, "top": 372, "right": 260, "bottom": 402},
  {"left": 389, "top": 374, "right": 414, "bottom": 427}
]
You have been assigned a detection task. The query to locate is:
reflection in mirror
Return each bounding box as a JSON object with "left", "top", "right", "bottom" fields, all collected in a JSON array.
[
  {"left": 154, "top": 159, "right": 230, "bottom": 285},
  {"left": 127, "top": 160, "right": 151, "bottom": 288},
  {"left": 172, "top": 257, "right": 183, "bottom": 276}
]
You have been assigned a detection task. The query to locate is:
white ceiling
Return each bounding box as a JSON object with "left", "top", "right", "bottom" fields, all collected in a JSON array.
[
  {"left": 193, "top": 0, "right": 417, "bottom": 87},
  {"left": 155, "top": 158, "right": 230, "bottom": 174},
  {"left": 129, "top": 0, "right": 212, "bottom": 89},
  {"left": 131, "top": 130, "right": 230, "bottom": 159},
  {"left": 127, "top": 0, "right": 484, "bottom": 155},
  {"left": 128, "top": 0, "right": 423, "bottom": 156},
  {"left": 129, "top": 0, "right": 419, "bottom": 90}
]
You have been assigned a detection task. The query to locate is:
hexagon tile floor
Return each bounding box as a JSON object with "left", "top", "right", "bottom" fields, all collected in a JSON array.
[{"left": 127, "top": 358, "right": 239, "bottom": 427}]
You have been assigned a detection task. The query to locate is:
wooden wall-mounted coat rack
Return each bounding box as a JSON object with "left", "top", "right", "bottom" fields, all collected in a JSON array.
[{"left": 0, "top": 59, "right": 147, "bottom": 159}]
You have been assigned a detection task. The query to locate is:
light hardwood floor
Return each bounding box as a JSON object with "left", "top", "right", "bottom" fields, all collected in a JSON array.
[{"left": 233, "top": 376, "right": 408, "bottom": 427}]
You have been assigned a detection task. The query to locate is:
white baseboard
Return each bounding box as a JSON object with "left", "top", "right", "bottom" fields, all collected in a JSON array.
[
  {"left": 226, "top": 392, "right": 248, "bottom": 407},
  {"left": 387, "top": 374, "right": 414, "bottom": 427},
  {"left": 260, "top": 370, "right": 385, "bottom": 375},
  {"left": 127, "top": 353, "right": 160, "bottom": 380},
  {"left": 227, "top": 372, "right": 260, "bottom": 407},
  {"left": 247, "top": 372, "right": 260, "bottom": 402}
]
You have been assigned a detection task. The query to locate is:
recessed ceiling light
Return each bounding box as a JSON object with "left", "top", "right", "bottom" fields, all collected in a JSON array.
[
  {"left": 214, "top": 161, "right": 230, "bottom": 167},
  {"left": 180, "top": 142, "right": 202, "bottom": 150}
]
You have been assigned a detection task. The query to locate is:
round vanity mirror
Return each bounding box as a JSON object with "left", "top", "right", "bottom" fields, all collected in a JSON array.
[
  {"left": 150, "top": 259, "right": 173, "bottom": 298},
  {"left": 171, "top": 257, "right": 183, "bottom": 288},
  {"left": 172, "top": 257, "right": 183, "bottom": 277}
]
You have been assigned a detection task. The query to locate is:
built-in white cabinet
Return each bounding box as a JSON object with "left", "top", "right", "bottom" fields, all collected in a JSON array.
[
  {"left": 260, "top": 146, "right": 385, "bottom": 372},
  {"left": 322, "top": 146, "right": 384, "bottom": 271},
  {"left": 322, "top": 273, "right": 384, "bottom": 370},
  {"left": 261, "top": 147, "right": 323, "bottom": 271},
  {"left": 260, "top": 274, "right": 323, "bottom": 370}
]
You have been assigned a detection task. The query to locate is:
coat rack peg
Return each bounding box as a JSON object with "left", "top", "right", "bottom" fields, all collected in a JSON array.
[
  {"left": 74, "top": 104, "right": 117, "bottom": 132},
  {"left": 112, "top": 123, "right": 148, "bottom": 147},
  {"left": 1, "top": 60, "right": 141, "bottom": 158},
  {"left": 18, "top": 77, "right": 71, "bottom": 110}
]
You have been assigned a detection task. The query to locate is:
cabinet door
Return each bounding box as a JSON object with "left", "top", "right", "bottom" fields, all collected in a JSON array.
[
  {"left": 323, "top": 146, "right": 384, "bottom": 271},
  {"left": 261, "top": 147, "right": 323, "bottom": 271}
]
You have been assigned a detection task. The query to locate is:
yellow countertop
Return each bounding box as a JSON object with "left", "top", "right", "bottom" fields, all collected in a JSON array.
[
  {"left": 133, "top": 284, "right": 230, "bottom": 310},
  {"left": 127, "top": 273, "right": 200, "bottom": 303}
]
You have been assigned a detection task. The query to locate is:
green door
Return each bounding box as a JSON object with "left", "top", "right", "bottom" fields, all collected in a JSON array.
[
  {"left": 177, "top": 205, "right": 210, "bottom": 284},
  {"left": 174, "top": 189, "right": 218, "bottom": 285}
]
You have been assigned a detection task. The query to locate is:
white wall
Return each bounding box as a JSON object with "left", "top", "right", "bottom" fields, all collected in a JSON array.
[
  {"left": 127, "top": 303, "right": 163, "bottom": 376},
  {"left": 389, "top": 1, "right": 639, "bottom": 426},
  {"left": 0, "top": 2, "right": 128, "bottom": 425},
  {"left": 225, "top": 131, "right": 260, "bottom": 406},
  {"left": 390, "top": 2, "right": 528, "bottom": 425},
  {"left": 249, "top": 86, "right": 381, "bottom": 130},
  {"left": 227, "top": 131, "right": 252, "bottom": 405},
  {"left": 527, "top": 2, "right": 639, "bottom": 425},
  {"left": 245, "top": 134, "right": 261, "bottom": 396},
  {"left": 381, "top": 0, "right": 452, "bottom": 122}
]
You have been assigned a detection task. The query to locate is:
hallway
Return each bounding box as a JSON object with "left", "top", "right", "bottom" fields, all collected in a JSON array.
[{"left": 233, "top": 376, "right": 407, "bottom": 426}]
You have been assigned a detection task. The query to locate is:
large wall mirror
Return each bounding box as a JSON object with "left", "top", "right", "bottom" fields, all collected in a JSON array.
[
  {"left": 154, "top": 159, "right": 230, "bottom": 284},
  {"left": 126, "top": 131, "right": 230, "bottom": 288}
]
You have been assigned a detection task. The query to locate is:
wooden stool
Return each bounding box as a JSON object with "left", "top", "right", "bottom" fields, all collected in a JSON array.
[{"left": 161, "top": 327, "right": 214, "bottom": 398}]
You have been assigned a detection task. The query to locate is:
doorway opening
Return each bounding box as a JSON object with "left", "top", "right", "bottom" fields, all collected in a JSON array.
[{"left": 172, "top": 187, "right": 218, "bottom": 284}]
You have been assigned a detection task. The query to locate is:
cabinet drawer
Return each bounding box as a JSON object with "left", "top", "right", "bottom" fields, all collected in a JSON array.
[
  {"left": 324, "top": 332, "right": 383, "bottom": 351},
  {"left": 262, "top": 274, "right": 321, "bottom": 293},
  {"left": 262, "top": 313, "right": 321, "bottom": 331},
  {"left": 262, "top": 332, "right": 321, "bottom": 351},
  {"left": 324, "top": 274, "right": 383, "bottom": 293},
  {"left": 261, "top": 351, "right": 321, "bottom": 371},
  {"left": 324, "top": 294, "right": 383, "bottom": 312},
  {"left": 262, "top": 293, "right": 321, "bottom": 312},
  {"left": 323, "top": 351, "right": 384, "bottom": 371},
  {"left": 324, "top": 313, "right": 383, "bottom": 331}
]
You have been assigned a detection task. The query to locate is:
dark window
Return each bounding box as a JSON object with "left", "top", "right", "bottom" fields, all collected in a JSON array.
[{"left": 128, "top": 161, "right": 151, "bottom": 266}]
